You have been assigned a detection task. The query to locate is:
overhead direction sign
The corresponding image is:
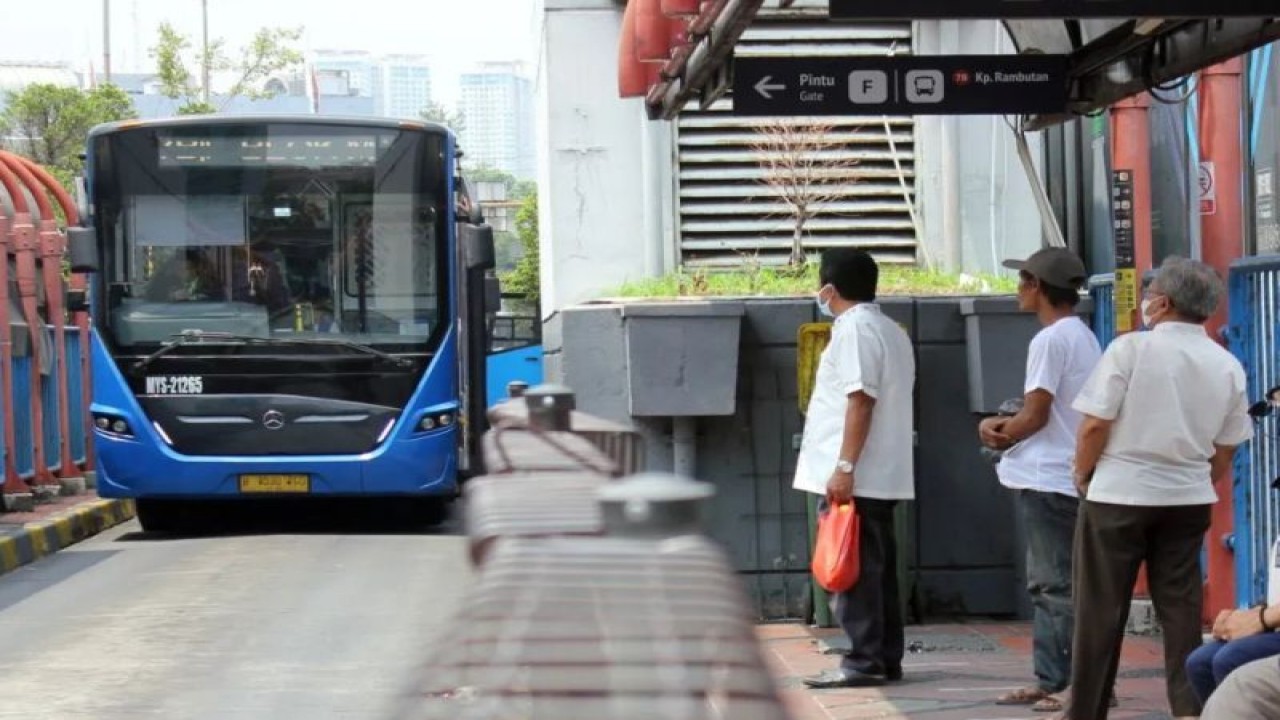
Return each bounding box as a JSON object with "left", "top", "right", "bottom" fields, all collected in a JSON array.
[
  {"left": 731, "top": 55, "right": 1070, "bottom": 117},
  {"left": 828, "top": 0, "right": 1277, "bottom": 19}
]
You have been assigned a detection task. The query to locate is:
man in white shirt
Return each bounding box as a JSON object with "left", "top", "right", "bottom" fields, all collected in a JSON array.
[
  {"left": 977, "top": 248, "right": 1101, "bottom": 713},
  {"left": 794, "top": 248, "right": 916, "bottom": 688},
  {"left": 1063, "top": 256, "right": 1254, "bottom": 720}
]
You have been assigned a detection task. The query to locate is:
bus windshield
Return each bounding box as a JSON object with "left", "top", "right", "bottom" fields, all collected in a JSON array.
[{"left": 91, "top": 122, "right": 449, "bottom": 353}]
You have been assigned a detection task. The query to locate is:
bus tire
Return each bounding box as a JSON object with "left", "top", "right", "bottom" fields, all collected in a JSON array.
[
  {"left": 391, "top": 497, "right": 449, "bottom": 527},
  {"left": 135, "top": 499, "right": 182, "bottom": 534}
]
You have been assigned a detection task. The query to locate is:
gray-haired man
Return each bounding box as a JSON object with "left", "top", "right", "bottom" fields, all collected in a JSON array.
[{"left": 1063, "top": 257, "right": 1253, "bottom": 720}]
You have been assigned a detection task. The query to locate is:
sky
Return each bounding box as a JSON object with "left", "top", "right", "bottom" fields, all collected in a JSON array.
[{"left": 4, "top": 0, "right": 541, "bottom": 107}]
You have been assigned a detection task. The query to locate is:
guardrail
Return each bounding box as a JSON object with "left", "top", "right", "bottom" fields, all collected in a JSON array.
[
  {"left": 394, "top": 384, "right": 793, "bottom": 720},
  {"left": 3, "top": 327, "right": 90, "bottom": 502},
  {"left": 1, "top": 149, "right": 94, "bottom": 512},
  {"left": 1227, "top": 255, "right": 1280, "bottom": 606}
]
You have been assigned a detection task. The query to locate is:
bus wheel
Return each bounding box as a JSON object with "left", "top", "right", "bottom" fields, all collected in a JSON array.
[
  {"left": 391, "top": 498, "right": 449, "bottom": 528},
  {"left": 135, "top": 499, "right": 183, "bottom": 534}
]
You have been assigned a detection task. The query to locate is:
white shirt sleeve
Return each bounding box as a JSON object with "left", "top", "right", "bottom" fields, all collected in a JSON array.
[
  {"left": 1072, "top": 336, "right": 1135, "bottom": 420},
  {"left": 1024, "top": 331, "right": 1066, "bottom": 397},
  {"left": 832, "top": 322, "right": 884, "bottom": 400},
  {"left": 1216, "top": 366, "right": 1255, "bottom": 446}
]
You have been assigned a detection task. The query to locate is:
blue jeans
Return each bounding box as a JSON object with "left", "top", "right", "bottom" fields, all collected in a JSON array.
[
  {"left": 1019, "top": 489, "right": 1078, "bottom": 693},
  {"left": 1186, "top": 632, "right": 1280, "bottom": 705}
]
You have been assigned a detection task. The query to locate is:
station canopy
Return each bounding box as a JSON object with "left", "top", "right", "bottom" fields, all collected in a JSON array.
[{"left": 620, "top": 0, "right": 1280, "bottom": 129}]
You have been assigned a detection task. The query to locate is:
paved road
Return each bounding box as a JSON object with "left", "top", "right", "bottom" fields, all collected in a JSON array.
[{"left": 0, "top": 507, "right": 472, "bottom": 720}]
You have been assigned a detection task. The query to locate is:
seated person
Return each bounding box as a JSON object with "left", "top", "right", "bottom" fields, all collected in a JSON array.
[
  {"left": 1187, "top": 591, "right": 1280, "bottom": 706},
  {"left": 230, "top": 243, "right": 292, "bottom": 315},
  {"left": 143, "top": 249, "right": 224, "bottom": 302},
  {"left": 1201, "top": 656, "right": 1280, "bottom": 719}
]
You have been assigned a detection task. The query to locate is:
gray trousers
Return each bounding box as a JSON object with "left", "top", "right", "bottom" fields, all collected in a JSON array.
[{"left": 1201, "top": 656, "right": 1280, "bottom": 720}]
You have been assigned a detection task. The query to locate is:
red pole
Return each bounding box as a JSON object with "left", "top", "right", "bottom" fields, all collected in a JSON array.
[
  {"left": 0, "top": 154, "right": 59, "bottom": 495},
  {"left": 0, "top": 213, "right": 26, "bottom": 506},
  {"left": 1110, "top": 93, "right": 1155, "bottom": 598},
  {"left": 0, "top": 162, "right": 34, "bottom": 506},
  {"left": 1198, "top": 58, "right": 1245, "bottom": 620}
]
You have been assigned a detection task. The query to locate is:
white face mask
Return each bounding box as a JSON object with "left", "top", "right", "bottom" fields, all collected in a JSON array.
[
  {"left": 1141, "top": 297, "right": 1159, "bottom": 328},
  {"left": 816, "top": 286, "right": 835, "bottom": 318}
]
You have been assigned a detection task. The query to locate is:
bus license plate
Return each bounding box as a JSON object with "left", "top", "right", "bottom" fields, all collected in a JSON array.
[{"left": 239, "top": 474, "right": 310, "bottom": 494}]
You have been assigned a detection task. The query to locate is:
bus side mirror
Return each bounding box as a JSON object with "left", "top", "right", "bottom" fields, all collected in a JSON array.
[
  {"left": 461, "top": 224, "right": 496, "bottom": 272},
  {"left": 67, "top": 226, "right": 99, "bottom": 273}
]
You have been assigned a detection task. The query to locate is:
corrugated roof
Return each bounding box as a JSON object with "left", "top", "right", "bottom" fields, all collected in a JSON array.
[{"left": 0, "top": 62, "right": 80, "bottom": 92}]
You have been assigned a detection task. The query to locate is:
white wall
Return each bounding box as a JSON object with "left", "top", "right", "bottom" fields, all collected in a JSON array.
[
  {"left": 537, "top": 0, "right": 674, "bottom": 371},
  {"left": 915, "top": 20, "right": 1048, "bottom": 276}
]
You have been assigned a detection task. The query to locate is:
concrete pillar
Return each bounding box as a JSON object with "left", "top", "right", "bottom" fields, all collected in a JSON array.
[
  {"left": 537, "top": 0, "right": 674, "bottom": 381},
  {"left": 915, "top": 19, "right": 1045, "bottom": 275}
]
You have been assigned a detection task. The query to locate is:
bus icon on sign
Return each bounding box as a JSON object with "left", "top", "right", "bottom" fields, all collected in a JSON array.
[{"left": 906, "top": 70, "right": 944, "bottom": 103}]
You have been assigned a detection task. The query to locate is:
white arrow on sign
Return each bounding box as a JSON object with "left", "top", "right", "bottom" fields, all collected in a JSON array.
[{"left": 754, "top": 76, "right": 787, "bottom": 100}]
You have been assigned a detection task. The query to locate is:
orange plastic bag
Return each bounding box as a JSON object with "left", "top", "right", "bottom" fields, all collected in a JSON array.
[{"left": 812, "top": 501, "right": 861, "bottom": 593}]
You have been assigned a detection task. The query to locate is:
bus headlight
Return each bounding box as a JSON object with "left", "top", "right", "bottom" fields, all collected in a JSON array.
[
  {"left": 418, "top": 412, "right": 456, "bottom": 433},
  {"left": 92, "top": 413, "right": 134, "bottom": 438}
]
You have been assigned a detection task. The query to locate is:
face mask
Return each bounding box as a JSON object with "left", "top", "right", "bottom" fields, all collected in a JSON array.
[
  {"left": 816, "top": 287, "right": 835, "bottom": 318},
  {"left": 1141, "top": 298, "right": 1158, "bottom": 328}
]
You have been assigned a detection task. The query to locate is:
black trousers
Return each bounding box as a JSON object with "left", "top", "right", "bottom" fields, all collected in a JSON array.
[
  {"left": 1068, "top": 500, "right": 1211, "bottom": 720},
  {"left": 818, "top": 496, "right": 904, "bottom": 677}
]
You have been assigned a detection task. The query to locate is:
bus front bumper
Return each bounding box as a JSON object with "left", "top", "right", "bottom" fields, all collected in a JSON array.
[{"left": 92, "top": 427, "right": 459, "bottom": 499}]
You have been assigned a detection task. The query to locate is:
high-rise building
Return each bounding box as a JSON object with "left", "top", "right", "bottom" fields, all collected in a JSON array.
[
  {"left": 312, "top": 50, "right": 377, "bottom": 98},
  {"left": 378, "top": 55, "right": 433, "bottom": 119},
  {"left": 458, "top": 61, "right": 536, "bottom": 180}
]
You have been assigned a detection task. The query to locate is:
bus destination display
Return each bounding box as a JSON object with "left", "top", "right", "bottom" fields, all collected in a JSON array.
[{"left": 157, "top": 135, "right": 382, "bottom": 167}]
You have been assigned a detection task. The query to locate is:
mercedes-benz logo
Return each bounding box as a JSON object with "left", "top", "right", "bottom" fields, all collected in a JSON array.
[{"left": 262, "top": 410, "right": 286, "bottom": 431}]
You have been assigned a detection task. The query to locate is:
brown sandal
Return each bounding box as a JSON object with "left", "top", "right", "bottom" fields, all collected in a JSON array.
[
  {"left": 1032, "top": 695, "right": 1064, "bottom": 712},
  {"left": 1041, "top": 695, "right": 1119, "bottom": 717},
  {"left": 997, "top": 687, "right": 1051, "bottom": 705}
]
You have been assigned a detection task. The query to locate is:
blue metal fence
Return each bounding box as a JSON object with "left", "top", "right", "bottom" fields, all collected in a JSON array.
[
  {"left": 41, "top": 336, "right": 60, "bottom": 473},
  {"left": 1227, "top": 256, "right": 1280, "bottom": 606},
  {"left": 0, "top": 325, "right": 91, "bottom": 489},
  {"left": 65, "top": 328, "right": 87, "bottom": 465},
  {"left": 1089, "top": 273, "right": 1117, "bottom": 347},
  {"left": 12, "top": 355, "right": 35, "bottom": 479}
]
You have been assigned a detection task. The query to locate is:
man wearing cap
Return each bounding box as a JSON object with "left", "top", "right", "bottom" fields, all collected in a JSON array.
[{"left": 979, "top": 247, "right": 1102, "bottom": 713}]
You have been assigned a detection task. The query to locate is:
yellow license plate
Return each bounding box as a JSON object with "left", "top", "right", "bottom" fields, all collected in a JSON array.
[{"left": 239, "top": 474, "right": 310, "bottom": 493}]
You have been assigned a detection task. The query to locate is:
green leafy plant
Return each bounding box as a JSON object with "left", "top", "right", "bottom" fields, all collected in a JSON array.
[
  {"left": 151, "top": 22, "right": 303, "bottom": 114},
  {"left": 1, "top": 83, "right": 136, "bottom": 176},
  {"left": 499, "top": 193, "right": 540, "bottom": 302}
]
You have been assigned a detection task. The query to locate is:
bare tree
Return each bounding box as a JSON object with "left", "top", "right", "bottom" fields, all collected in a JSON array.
[{"left": 750, "top": 119, "right": 863, "bottom": 268}]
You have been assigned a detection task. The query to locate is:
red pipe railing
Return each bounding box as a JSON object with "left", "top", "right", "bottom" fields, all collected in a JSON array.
[
  {"left": 14, "top": 158, "right": 96, "bottom": 475},
  {"left": 11, "top": 154, "right": 82, "bottom": 483},
  {"left": 0, "top": 151, "right": 92, "bottom": 509},
  {"left": 0, "top": 153, "right": 61, "bottom": 495}
]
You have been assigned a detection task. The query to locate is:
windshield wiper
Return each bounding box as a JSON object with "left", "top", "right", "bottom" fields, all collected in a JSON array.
[
  {"left": 274, "top": 336, "right": 415, "bottom": 369},
  {"left": 130, "top": 330, "right": 414, "bottom": 374}
]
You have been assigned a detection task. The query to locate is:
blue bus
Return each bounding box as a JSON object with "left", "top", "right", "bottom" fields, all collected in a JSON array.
[{"left": 66, "top": 115, "right": 499, "bottom": 531}]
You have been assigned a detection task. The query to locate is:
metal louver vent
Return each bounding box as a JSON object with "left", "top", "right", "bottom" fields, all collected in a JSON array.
[{"left": 676, "top": 3, "right": 917, "bottom": 268}]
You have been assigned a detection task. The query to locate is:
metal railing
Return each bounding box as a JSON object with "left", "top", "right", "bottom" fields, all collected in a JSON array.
[
  {"left": 1227, "top": 256, "right": 1280, "bottom": 606},
  {"left": 4, "top": 327, "right": 90, "bottom": 489},
  {"left": 394, "top": 384, "right": 792, "bottom": 720}
]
